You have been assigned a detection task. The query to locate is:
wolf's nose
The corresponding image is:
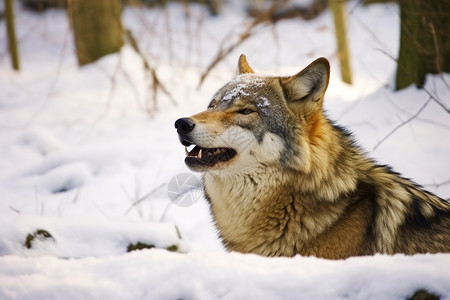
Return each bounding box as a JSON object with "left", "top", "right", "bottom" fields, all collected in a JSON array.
[{"left": 175, "top": 118, "right": 195, "bottom": 135}]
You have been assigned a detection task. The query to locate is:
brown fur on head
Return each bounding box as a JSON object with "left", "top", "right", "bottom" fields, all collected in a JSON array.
[{"left": 176, "top": 54, "right": 332, "bottom": 175}]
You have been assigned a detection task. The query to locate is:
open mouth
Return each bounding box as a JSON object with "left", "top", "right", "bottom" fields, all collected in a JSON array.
[{"left": 184, "top": 144, "right": 237, "bottom": 167}]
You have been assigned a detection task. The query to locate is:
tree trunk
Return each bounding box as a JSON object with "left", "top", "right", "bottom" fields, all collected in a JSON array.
[
  {"left": 328, "top": 0, "right": 352, "bottom": 84},
  {"left": 70, "top": 0, "right": 124, "bottom": 66},
  {"left": 5, "top": 0, "right": 20, "bottom": 70},
  {"left": 396, "top": 0, "right": 450, "bottom": 90}
]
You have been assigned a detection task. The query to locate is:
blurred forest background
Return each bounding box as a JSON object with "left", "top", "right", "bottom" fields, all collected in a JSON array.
[{"left": 3, "top": 0, "right": 450, "bottom": 114}]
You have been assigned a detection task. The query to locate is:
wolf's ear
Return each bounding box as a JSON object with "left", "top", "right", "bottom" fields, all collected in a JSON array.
[
  {"left": 280, "top": 57, "right": 330, "bottom": 111},
  {"left": 238, "top": 54, "right": 255, "bottom": 74}
]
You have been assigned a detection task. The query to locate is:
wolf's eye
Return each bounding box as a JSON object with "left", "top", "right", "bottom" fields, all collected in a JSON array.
[{"left": 238, "top": 108, "right": 254, "bottom": 115}]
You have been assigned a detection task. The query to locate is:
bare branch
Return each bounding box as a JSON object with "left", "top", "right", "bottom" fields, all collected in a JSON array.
[
  {"left": 124, "top": 29, "right": 177, "bottom": 116},
  {"left": 197, "top": 17, "right": 267, "bottom": 89},
  {"left": 199, "top": 0, "right": 321, "bottom": 88}
]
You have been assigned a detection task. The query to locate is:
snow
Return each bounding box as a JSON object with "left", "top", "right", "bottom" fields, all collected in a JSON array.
[
  {"left": 220, "top": 74, "right": 265, "bottom": 102},
  {"left": 1, "top": 252, "right": 449, "bottom": 300},
  {"left": 0, "top": 1, "right": 449, "bottom": 299},
  {"left": 258, "top": 96, "right": 270, "bottom": 108},
  {"left": 221, "top": 84, "right": 250, "bottom": 102}
]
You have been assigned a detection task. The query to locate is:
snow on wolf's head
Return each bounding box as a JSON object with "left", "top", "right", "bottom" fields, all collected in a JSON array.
[{"left": 175, "top": 54, "right": 330, "bottom": 174}]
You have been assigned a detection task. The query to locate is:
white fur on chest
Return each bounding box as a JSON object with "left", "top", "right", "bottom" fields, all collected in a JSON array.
[{"left": 204, "top": 167, "right": 282, "bottom": 236}]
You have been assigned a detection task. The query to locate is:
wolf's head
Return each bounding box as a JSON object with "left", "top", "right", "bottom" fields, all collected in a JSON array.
[{"left": 175, "top": 55, "right": 330, "bottom": 174}]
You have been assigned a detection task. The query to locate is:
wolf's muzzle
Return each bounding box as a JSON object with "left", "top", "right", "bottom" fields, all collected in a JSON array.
[{"left": 175, "top": 117, "right": 237, "bottom": 170}]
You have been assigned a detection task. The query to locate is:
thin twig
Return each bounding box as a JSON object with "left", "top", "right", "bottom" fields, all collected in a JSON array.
[
  {"left": 423, "top": 179, "right": 450, "bottom": 189},
  {"left": 25, "top": 22, "right": 71, "bottom": 127},
  {"left": 385, "top": 92, "right": 450, "bottom": 130},
  {"left": 373, "top": 96, "right": 433, "bottom": 151},
  {"left": 124, "top": 182, "right": 166, "bottom": 215},
  {"left": 159, "top": 201, "right": 172, "bottom": 223},
  {"left": 9, "top": 206, "right": 21, "bottom": 214},
  {"left": 81, "top": 53, "right": 122, "bottom": 143},
  {"left": 121, "top": 183, "right": 144, "bottom": 219},
  {"left": 121, "top": 67, "right": 144, "bottom": 110},
  {"left": 421, "top": 86, "right": 450, "bottom": 114}
]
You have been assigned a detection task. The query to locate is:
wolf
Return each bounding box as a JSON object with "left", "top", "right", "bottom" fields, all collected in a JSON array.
[{"left": 175, "top": 54, "right": 450, "bottom": 259}]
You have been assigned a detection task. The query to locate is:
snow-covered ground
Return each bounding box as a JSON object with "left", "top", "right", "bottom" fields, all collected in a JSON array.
[{"left": 0, "top": 1, "right": 449, "bottom": 299}]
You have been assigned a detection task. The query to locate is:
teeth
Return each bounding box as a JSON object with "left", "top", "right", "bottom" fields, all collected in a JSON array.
[{"left": 184, "top": 145, "right": 228, "bottom": 160}]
